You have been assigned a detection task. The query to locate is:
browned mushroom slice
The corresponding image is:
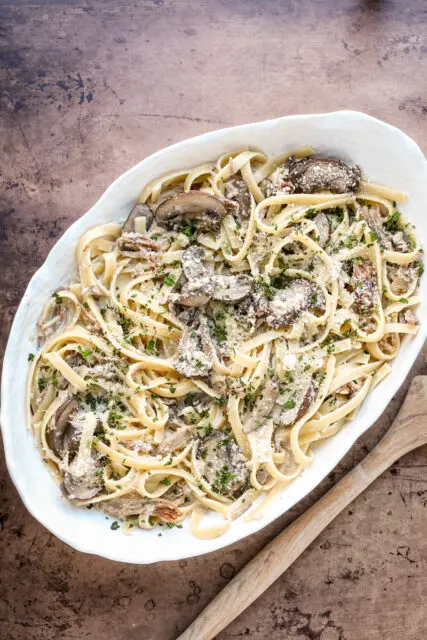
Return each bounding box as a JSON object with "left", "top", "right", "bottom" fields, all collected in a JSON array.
[
  {"left": 175, "top": 284, "right": 213, "bottom": 307},
  {"left": 286, "top": 156, "right": 361, "bottom": 194},
  {"left": 174, "top": 246, "right": 214, "bottom": 306},
  {"left": 278, "top": 377, "right": 316, "bottom": 427},
  {"left": 224, "top": 177, "right": 251, "bottom": 218},
  {"left": 212, "top": 274, "right": 252, "bottom": 303},
  {"left": 174, "top": 327, "right": 212, "bottom": 378},
  {"left": 197, "top": 432, "right": 249, "bottom": 498},
  {"left": 313, "top": 212, "right": 330, "bottom": 247},
  {"left": 59, "top": 410, "right": 104, "bottom": 502},
  {"left": 243, "top": 377, "right": 280, "bottom": 433},
  {"left": 177, "top": 246, "right": 252, "bottom": 306},
  {"left": 61, "top": 469, "right": 102, "bottom": 502},
  {"left": 359, "top": 205, "right": 393, "bottom": 249},
  {"left": 100, "top": 493, "right": 182, "bottom": 523},
  {"left": 157, "top": 423, "right": 194, "bottom": 455},
  {"left": 352, "top": 260, "right": 377, "bottom": 315},
  {"left": 122, "top": 202, "right": 154, "bottom": 234},
  {"left": 398, "top": 308, "right": 418, "bottom": 325},
  {"left": 266, "top": 279, "right": 324, "bottom": 328},
  {"left": 155, "top": 191, "right": 227, "bottom": 232},
  {"left": 46, "top": 397, "right": 78, "bottom": 458},
  {"left": 118, "top": 233, "right": 161, "bottom": 252}
]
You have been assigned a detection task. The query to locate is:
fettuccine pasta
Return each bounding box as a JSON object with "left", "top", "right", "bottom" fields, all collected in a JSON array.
[{"left": 27, "top": 149, "right": 423, "bottom": 538}]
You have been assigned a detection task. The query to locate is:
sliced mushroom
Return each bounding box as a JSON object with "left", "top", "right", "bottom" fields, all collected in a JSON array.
[
  {"left": 278, "top": 377, "right": 316, "bottom": 427},
  {"left": 243, "top": 377, "right": 280, "bottom": 433},
  {"left": 198, "top": 314, "right": 219, "bottom": 363},
  {"left": 60, "top": 410, "right": 103, "bottom": 502},
  {"left": 46, "top": 397, "right": 79, "bottom": 458},
  {"left": 197, "top": 432, "right": 249, "bottom": 498},
  {"left": 174, "top": 327, "right": 212, "bottom": 378},
  {"left": 398, "top": 308, "right": 418, "bottom": 325},
  {"left": 352, "top": 260, "right": 377, "bottom": 316},
  {"left": 61, "top": 469, "right": 102, "bottom": 502},
  {"left": 335, "top": 380, "right": 362, "bottom": 397},
  {"left": 359, "top": 205, "right": 393, "bottom": 250},
  {"left": 175, "top": 284, "right": 212, "bottom": 308},
  {"left": 286, "top": 156, "right": 361, "bottom": 194},
  {"left": 212, "top": 273, "right": 252, "bottom": 303},
  {"left": 224, "top": 177, "right": 252, "bottom": 218},
  {"left": 122, "top": 202, "right": 154, "bottom": 234},
  {"left": 181, "top": 245, "right": 210, "bottom": 281},
  {"left": 155, "top": 190, "right": 227, "bottom": 232},
  {"left": 176, "top": 246, "right": 252, "bottom": 307},
  {"left": 118, "top": 233, "right": 160, "bottom": 252},
  {"left": 100, "top": 492, "right": 182, "bottom": 523},
  {"left": 175, "top": 246, "right": 215, "bottom": 306},
  {"left": 313, "top": 212, "right": 330, "bottom": 247},
  {"left": 266, "top": 279, "right": 324, "bottom": 328},
  {"left": 157, "top": 423, "right": 194, "bottom": 455}
]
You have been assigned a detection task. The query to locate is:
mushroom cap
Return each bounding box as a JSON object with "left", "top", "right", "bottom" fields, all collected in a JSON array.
[
  {"left": 224, "top": 177, "right": 252, "bottom": 218},
  {"left": 313, "top": 212, "right": 330, "bottom": 247},
  {"left": 122, "top": 202, "right": 154, "bottom": 233},
  {"left": 212, "top": 273, "right": 253, "bottom": 303},
  {"left": 46, "top": 397, "right": 79, "bottom": 458},
  {"left": 61, "top": 472, "right": 102, "bottom": 502},
  {"left": 155, "top": 191, "right": 227, "bottom": 231},
  {"left": 266, "top": 278, "right": 324, "bottom": 328},
  {"left": 175, "top": 283, "right": 213, "bottom": 307},
  {"left": 287, "top": 156, "right": 361, "bottom": 194},
  {"left": 197, "top": 432, "right": 249, "bottom": 499}
]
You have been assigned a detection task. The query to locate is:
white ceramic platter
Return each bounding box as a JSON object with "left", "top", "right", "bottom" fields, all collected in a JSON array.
[{"left": 2, "top": 111, "right": 426, "bottom": 563}]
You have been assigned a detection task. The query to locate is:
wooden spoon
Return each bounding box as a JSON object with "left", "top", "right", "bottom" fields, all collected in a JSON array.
[{"left": 177, "top": 375, "right": 427, "bottom": 640}]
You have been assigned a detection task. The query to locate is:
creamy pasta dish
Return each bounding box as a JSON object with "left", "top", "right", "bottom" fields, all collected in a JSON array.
[{"left": 27, "top": 148, "right": 423, "bottom": 538}]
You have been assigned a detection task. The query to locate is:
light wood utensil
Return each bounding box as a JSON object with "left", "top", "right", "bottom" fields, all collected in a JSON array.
[{"left": 177, "top": 376, "right": 427, "bottom": 640}]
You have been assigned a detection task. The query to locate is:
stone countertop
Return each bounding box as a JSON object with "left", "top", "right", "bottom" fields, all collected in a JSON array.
[{"left": 1, "top": 1, "right": 427, "bottom": 638}]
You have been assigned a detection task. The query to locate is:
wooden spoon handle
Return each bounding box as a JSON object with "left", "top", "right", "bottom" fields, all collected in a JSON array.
[{"left": 177, "top": 376, "right": 427, "bottom": 640}]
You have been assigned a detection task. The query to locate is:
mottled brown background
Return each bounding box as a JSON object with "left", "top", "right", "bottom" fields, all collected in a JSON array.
[{"left": 1, "top": 1, "right": 427, "bottom": 639}]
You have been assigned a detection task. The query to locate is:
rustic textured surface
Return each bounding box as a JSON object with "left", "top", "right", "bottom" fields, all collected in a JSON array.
[{"left": 1, "top": 1, "right": 427, "bottom": 639}]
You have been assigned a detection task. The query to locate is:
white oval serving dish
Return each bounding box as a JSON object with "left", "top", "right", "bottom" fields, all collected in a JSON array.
[{"left": 2, "top": 111, "right": 426, "bottom": 564}]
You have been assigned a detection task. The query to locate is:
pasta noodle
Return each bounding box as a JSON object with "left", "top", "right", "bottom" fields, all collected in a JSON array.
[{"left": 27, "top": 148, "right": 423, "bottom": 538}]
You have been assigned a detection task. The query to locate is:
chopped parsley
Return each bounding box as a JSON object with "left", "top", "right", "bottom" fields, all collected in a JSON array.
[
  {"left": 213, "top": 465, "right": 235, "bottom": 494},
  {"left": 164, "top": 274, "right": 176, "bottom": 287},
  {"left": 182, "top": 222, "right": 197, "bottom": 238},
  {"left": 385, "top": 210, "right": 401, "bottom": 233},
  {"left": 415, "top": 260, "right": 424, "bottom": 278},
  {"left": 145, "top": 340, "right": 158, "bottom": 356},
  {"left": 110, "top": 521, "right": 120, "bottom": 530},
  {"left": 52, "top": 292, "right": 62, "bottom": 304},
  {"left": 305, "top": 207, "right": 317, "bottom": 219},
  {"left": 283, "top": 399, "right": 296, "bottom": 410},
  {"left": 255, "top": 277, "right": 275, "bottom": 300},
  {"left": 28, "top": 353, "right": 35, "bottom": 362},
  {"left": 196, "top": 424, "right": 213, "bottom": 438},
  {"left": 108, "top": 409, "right": 124, "bottom": 430},
  {"left": 213, "top": 321, "right": 227, "bottom": 343},
  {"left": 38, "top": 377, "right": 47, "bottom": 393},
  {"left": 399, "top": 298, "right": 409, "bottom": 304},
  {"left": 117, "top": 312, "right": 132, "bottom": 334},
  {"left": 160, "top": 478, "right": 171, "bottom": 486},
  {"left": 77, "top": 345, "right": 93, "bottom": 359},
  {"left": 344, "top": 234, "right": 358, "bottom": 249}
]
